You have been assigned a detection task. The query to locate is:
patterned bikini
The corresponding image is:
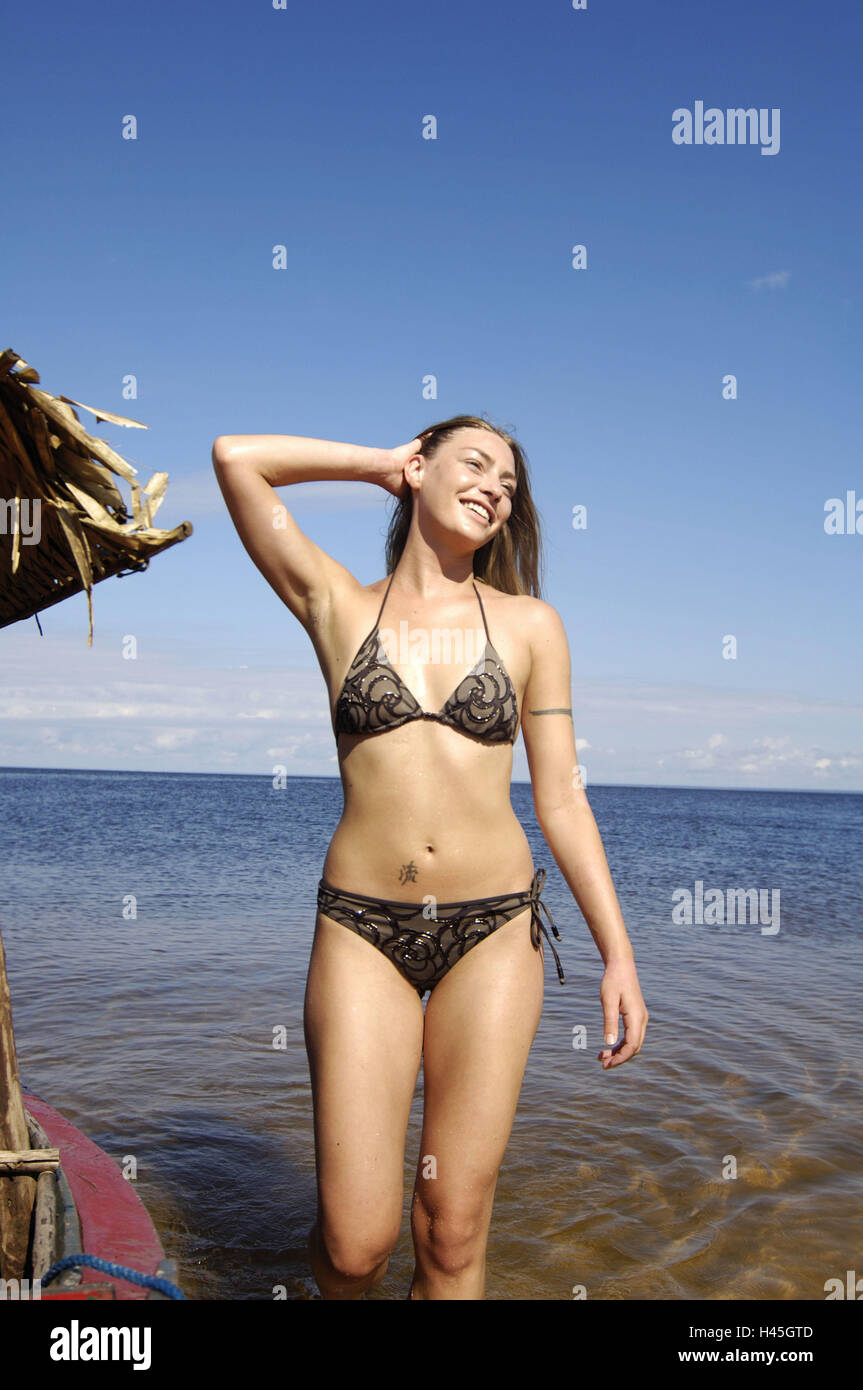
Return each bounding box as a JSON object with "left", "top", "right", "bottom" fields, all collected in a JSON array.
[{"left": 318, "top": 570, "right": 565, "bottom": 998}]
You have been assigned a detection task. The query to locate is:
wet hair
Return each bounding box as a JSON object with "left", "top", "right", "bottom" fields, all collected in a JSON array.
[{"left": 383, "top": 413, "right": 543, "bottom": 596}]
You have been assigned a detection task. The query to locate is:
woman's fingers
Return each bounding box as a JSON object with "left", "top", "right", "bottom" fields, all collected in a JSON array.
[
  {"left": 377, "top": 438, "right": 424, "bottom": 498},
  {"left": 597, "top": 994, "right": 648, "bottom": 1069}
]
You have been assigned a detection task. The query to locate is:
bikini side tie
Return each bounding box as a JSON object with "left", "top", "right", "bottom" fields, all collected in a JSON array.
[{"left": 529, "top": 868, "right": 566, "bottom": 985}]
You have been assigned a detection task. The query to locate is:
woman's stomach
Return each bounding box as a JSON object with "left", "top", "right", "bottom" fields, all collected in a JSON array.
[{"left": 322, "top": 738, "right": 534, "bottom": 899}]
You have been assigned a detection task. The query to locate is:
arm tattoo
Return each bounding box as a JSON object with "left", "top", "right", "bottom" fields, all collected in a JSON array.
[{"left": 528, "top": 707, "right": 573, "bottom": 718}]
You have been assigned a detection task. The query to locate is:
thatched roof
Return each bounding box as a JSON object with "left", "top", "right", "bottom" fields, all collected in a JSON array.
[{"left": 0, "top": 345, "right": 192, "bottom": 643}]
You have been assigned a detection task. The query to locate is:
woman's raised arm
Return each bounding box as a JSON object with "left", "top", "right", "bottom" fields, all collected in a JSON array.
[{"left": 211, "top": 434, "right": 415, "bottom": 631}]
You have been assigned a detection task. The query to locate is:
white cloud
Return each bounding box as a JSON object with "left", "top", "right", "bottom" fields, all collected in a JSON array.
[
  {"left": 1, "top": 638, "right": 861, "bottom": 788},
  {"left": 660, "top": 734, "right": 862, "bottom": 781},
  {"left": 156, "top": 471, "right": 389, "bottom": 526},
  {"left": 749, "top": 269, "right": 790, "bottom": 290},
  {"left": 152, "top": 729, "right": 201, "bottom": 749},
  {"left": 155, "top": 468, "right": 225, "bottom": 521},
  {"left": 287, "top": 481, "right": 391, "bottom": 511}
]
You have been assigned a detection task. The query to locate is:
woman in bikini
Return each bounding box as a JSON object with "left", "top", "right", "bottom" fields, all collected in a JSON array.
[{"left": 212, "top": 414, "right": 648, "bottom": 1301}]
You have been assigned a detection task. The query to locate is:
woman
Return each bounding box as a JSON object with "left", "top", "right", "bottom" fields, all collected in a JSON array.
[{"left": 212, "top": 414, "right": 648, "bottom": 1301}]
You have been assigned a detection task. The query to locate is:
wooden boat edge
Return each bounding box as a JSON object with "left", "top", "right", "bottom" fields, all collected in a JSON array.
[{"left": 22, "top": 1089, "right": 180, "bottom": 1301}]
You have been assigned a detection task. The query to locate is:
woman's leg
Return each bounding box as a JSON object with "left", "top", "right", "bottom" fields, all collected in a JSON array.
[
  {"left": 304, "top": 908, "right": 425, "bottom": 1299},
  {"left": 409, "top": 904, "right": 545, "bottom": 1299}
]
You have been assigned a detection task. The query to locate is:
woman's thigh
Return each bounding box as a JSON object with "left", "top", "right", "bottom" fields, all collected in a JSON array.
[
  {"left": 415, "top": 906, "right": 544, "bottom": 1217},
  {"left": 304, "top": 910, "right": 425, "bottom": 1245}
]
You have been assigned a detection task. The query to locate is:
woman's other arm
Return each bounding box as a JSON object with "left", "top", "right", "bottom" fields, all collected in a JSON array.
[
  {"left": 521, "top": 602, "right": 649, "bottom": 1069},
  {"left": 211, "top": 434, "right": 415, "bottom": 631}
]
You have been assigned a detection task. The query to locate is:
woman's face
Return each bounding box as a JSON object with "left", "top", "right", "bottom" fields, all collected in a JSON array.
[{"left": 418, "top": 429, "right": 517, "bottom": 545}]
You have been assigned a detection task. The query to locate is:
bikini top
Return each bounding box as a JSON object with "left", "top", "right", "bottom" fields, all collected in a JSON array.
[{"left": 333, "top": 572, "right": 519, "bottom": 744}]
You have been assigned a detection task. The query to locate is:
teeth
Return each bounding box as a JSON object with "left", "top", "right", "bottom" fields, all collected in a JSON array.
[{"left": 463, "top": 501, "right": 489, "bottom": 522}]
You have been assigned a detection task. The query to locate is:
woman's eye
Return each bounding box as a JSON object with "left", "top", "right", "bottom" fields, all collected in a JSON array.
[{"left": 465, "top": 457, "right": 514, "bottom": 499}]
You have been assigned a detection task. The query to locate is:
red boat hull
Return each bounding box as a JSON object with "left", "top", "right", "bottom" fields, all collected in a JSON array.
[{"left": 22, "top": 1089, "right": 174, "bottom": 1300}]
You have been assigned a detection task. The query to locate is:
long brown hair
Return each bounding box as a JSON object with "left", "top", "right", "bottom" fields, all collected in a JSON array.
[{"left": 383, "top": 414, "right": 543, "bottom": 597}]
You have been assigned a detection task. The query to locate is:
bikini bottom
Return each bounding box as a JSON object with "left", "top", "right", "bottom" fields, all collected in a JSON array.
[{"left": 316, "top": 866, "right": 565, "bottom": 999}]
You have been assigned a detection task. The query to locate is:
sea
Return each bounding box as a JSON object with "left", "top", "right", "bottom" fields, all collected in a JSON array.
[{"left": 1, "top": 769, "right": 861, "bottom": 1301}]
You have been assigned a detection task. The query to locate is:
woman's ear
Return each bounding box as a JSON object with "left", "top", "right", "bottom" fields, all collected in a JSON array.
[{"left": 404, "top": 451, "right": 425, "bottom": 491}]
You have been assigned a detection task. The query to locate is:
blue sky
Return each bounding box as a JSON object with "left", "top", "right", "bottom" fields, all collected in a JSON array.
[{"left": 1, "top": 0, "right": 860, "bottom": 788}]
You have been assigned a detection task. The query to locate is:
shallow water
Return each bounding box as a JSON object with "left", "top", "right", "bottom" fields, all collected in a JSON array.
[{"left": 1, "top": 771, "right": 860, "bottom": 1299}]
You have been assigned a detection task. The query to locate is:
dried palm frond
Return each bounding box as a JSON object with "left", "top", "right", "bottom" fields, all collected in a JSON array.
[{"left": 0, "top": 346, "right": 192, "bottom": 644}]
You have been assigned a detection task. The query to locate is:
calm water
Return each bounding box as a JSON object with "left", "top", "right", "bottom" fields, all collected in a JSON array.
[{"left": 1, "top": 770, "right": 861, "bottom": 1300}]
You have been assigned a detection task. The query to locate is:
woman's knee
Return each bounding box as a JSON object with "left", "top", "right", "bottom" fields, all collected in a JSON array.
[
  {"left": 411, "top": 1190, "right": 492, "bottom": 1275},
  {"left": 316, "top": 1215, "right": 399, "bottom": 1282}
]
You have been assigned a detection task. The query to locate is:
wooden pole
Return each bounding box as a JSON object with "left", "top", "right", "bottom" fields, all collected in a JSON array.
[
  {"left": 0, "top": 924, "right": 36, "bottom": 1280},
  {"left": 0, "top": 1147, "right": 61, "bottom": 1174}
]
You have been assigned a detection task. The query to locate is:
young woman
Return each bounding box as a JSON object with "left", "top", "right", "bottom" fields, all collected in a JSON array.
[{"left": 212, "top": 414, "right": 648, "bottom": 1301}]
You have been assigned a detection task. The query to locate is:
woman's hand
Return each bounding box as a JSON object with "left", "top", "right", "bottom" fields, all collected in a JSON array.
[
  {"left": 377, "top": 437, "right": 424, "bottom": 500},
  {"left": 597, "top": 958, "right": 648, "bottom": 1069}
]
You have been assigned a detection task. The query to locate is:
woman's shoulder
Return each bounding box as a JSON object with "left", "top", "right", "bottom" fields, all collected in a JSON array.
[{"left": 475, "top": 577, "right": 560, "bottom": 627}]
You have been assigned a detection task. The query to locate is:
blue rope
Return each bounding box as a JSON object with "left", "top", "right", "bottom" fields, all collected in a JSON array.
[{"left": 41, "top": 1253, "right": 186, "bottom": 1300}]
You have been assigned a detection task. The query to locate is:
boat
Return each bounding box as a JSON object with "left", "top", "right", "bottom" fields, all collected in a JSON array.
[
  {"left": 0, "top": 929, "right": 184, "bottom": 1300},
  {"left": 20, "top": 1089, "right": 180, "bottom": 1301}
]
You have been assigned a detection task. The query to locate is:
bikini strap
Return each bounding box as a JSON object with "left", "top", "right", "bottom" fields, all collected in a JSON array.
[
  {"left": 529, "top": 868, "right": 566, "bottom": 985},
  {"left": 379, "top": 573, "right": 489, "bottom": 638},
  {"left": 472, "top": 579, "right": 491, "bottom": 641},
  {"left": 374, "top": 572, "right": 396, "bottom": 628}
]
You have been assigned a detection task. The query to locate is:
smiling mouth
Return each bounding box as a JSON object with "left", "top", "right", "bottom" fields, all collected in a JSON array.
[{"left": 461, "top": 499, "right": 493, "bottom": 525}]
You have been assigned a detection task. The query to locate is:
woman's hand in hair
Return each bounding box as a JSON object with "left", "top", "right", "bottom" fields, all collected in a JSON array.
[{"left": 376, "top": 437, "right": 424, "bottom": 499}]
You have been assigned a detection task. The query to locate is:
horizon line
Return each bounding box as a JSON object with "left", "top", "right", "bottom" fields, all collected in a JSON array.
[{"left": 0, "top": 765, "right": 859, "bottom": 796}]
